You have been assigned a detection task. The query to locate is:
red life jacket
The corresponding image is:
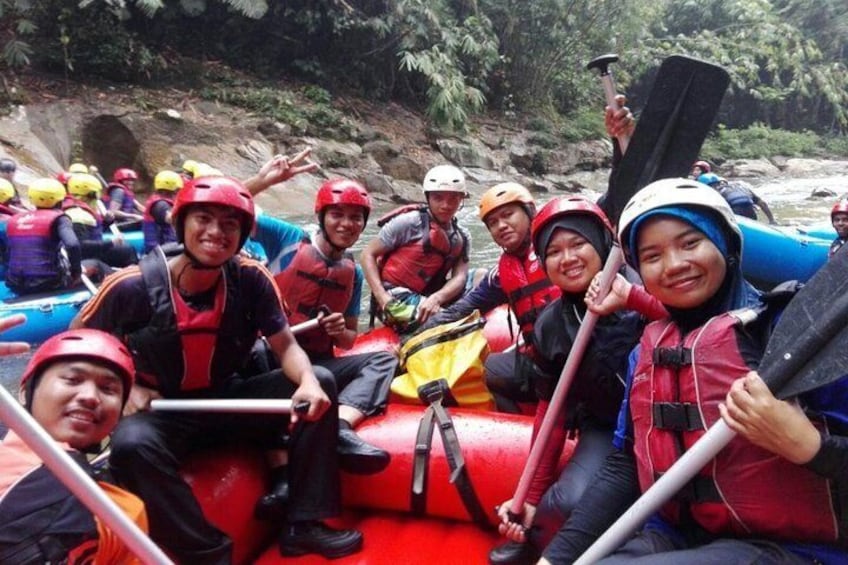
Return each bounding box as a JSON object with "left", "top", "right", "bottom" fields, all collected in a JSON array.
[
  {"left": 127, "top": 249, "right": 259, "bottom": 395},
  {"left": 103, "top": 183, "right": 136, "bottom": 214},
  {"left": 498, "top": 245, "right": 560, "bottom": 346},
  {"left": 630, "top": 312, "right": 840, "bottom": 543},
  {"left": 378, "top": 205, "right": 467, "bottom": 294},
  {"left": 275, "top": 238, "right": 356, "bottom": 357}
]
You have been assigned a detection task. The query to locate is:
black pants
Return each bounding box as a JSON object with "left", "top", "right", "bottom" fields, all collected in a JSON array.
[
  {"left": 484, "top": 351, "right": 536, "bottom": 413},
  {"left": 109, "top": 370, "right": 340, "bottom": 564},
  {"left": 531, "top": 421, "right": 617, "bottom": 549},
  {"left": 312, "top": 352, "right": 397, "bottom": 417}
]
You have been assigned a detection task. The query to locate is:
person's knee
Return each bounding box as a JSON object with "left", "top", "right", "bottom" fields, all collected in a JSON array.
[
  {"left": 312, "top": 366, "right": 338, "bottom": 399},
  {"left": 109, "top": 417, "right": 158, "bottom": 466}
]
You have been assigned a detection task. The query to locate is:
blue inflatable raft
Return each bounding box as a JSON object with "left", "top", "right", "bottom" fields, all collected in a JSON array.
[
  {"left": 0, "top": 283, "right": 91, "bottom": 344},
  {"left": 738, "top": 217, "right": 831, "bottom": 289}
]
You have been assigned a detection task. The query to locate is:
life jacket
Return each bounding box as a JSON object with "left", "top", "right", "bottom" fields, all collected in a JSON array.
[
  {"left": 630, "top": 312, "right": 843, "bottom": 544},
  {"left": 274, "top": 238, "right": 356, "bottom": 358},
  {"left": 498, "top": 245, "right": 560, "bottom": 348},
  {"left": 103, "top": 183, "right": 136, "bottom": 214},
  {"left": 62, "top": 196, "right": 104, "bottom": 241},
  {"left": 142, "top": 194, "right": 177, "bottom": 253},
  {"left": 830, "top": 238, "right": 845, "bottom": 259},
  {"left": 716, "top": 181, "right": 756, "bottom": 218},
  {"left": 0, "top": 425, "right": 99, "bottom": 564},
  {"left": 378, "top": 205, "right": 467, "bottom": 294},
  {"left": 126, "top": 247, "right": 259, "bottom": 396},
  {"left": 6, "top": 209, "right": 65, "bottom": 281},
  {"left": 0, "top": 203, "right": 16, "bottom": 217}
]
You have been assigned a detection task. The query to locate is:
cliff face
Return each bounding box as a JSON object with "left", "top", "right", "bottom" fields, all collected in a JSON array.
[
  {"left": 0, "top": 83, "right": 615, "bottom": 216},
  {"left": 2, "top": 82, "right": 844, "bottom": 218}
]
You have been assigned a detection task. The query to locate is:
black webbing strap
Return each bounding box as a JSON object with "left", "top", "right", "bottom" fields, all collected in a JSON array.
[
  {"left": 652, "top": 402, "right": 704, "bottom": 431},
  {"left": 410, "top": 380, "right": 492, "bottom": 529}
]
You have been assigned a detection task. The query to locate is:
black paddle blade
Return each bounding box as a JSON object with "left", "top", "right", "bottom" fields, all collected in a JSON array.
[
  {"left": 759, "top": 245, "right": 848, "bottom": 399},
  {"left": 605, "top": 55, "right": 730, "bottom": 224}
]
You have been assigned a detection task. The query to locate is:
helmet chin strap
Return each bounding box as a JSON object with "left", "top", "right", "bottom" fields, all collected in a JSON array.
[{"left": 317, "top": 215, "right": 346, "bottom": 256}]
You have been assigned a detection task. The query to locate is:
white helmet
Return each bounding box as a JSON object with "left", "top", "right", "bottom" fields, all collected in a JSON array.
[
  {"left": 422, "top": 165, "right": 466, "bottom": 195},
  {"left": 618, "top": 177, "right": 741, "bottom": 261}
]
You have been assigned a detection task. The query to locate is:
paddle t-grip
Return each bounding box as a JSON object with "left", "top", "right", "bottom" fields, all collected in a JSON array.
[
  {"left": 293, "top": 401, "right": 310, "bottom": 415},
  {"left": 587, "top": 53, "right": 629, "bottom": 152}
]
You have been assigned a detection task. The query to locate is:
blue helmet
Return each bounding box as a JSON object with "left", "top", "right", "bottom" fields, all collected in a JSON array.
[{"left": 697, "top": 172, "right": 720, "bottom": 186}]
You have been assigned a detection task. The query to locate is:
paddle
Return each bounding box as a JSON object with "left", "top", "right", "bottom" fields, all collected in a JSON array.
[
  {"left": 587, "top": 54, "right": 630, "bottom": 152},
  {"left": 575, "top": 246, "right": 848, "bottom": 564},
  {"left": 151, "top": 398, "right": 311, "bottom": 414},
  {"left": 603, "top": 55, "right": 730, "bottom": 223},
  {"left": 506, "top": 55, "right": 730, "bottom": 522},
  {"left": 0, "top": 386, "right": 173, "bottom": 564},
  {"left": 149, "top": 317, "right": 320, "bottom": 414}
]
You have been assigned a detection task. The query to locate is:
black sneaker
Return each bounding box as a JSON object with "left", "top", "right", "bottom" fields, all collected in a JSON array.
[
  {"left": 338, "top": 428, "right": 390, "bottom": 475},
  {"left": 489, "top": 540, "right": 539, "bottom": 565},
  {"left": 279, "top": 521, "right": 363, "bottom": 559}
]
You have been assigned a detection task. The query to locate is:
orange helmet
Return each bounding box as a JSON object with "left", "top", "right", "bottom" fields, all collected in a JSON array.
[{"left": 479, "top": 183, "right": 535, "bottom": 222}]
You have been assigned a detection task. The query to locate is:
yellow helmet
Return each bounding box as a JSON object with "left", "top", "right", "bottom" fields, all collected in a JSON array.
[
  {"left": 181, "top": 159, "right": 199, "bottom": 177},
  {"left": 0, "top": 178, "right": 15, "bottom": 204},
  {"left": 28, "top": 178, "right": 66, "bottom": 209},
  {"left": 193, "top": 163, "right": 223, "bottom": 178},
  {"left": 154, "top": 170, "right": 184, "bottom": 192},
  {"left": 67, "top": 173, "right": 102, "bottom": 199},
  {"left": 479, "top": 182, "right": 536, "bottom": 221},
  {"left": 68, "top": 162, "right": 89, "bottom": 174}
]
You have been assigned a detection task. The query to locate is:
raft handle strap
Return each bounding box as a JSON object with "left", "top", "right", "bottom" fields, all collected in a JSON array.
[{"left": 410, "top": 379, "right": 492, "bottom": 529}]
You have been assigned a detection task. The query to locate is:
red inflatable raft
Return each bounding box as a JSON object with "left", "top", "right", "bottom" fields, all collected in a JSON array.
[{"left": 182, "top": 403, "right": 573, "bottom": 564}]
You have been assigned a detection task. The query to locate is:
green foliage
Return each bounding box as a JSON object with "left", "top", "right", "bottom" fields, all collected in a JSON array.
[
  {"left": 558, "top": 106, "right": 607, "bottom": 142},
  {"left": 641, "top": 0, "right": 848, "bottom": 132},
  {"left": 396, "top": 1, "right": 499, "bottom": 130},
  {"left": 701, "top": 123, "right": 826, "bottom": 159},
  {"left": 199, "top": 80, "right": 347, "bottom": 137}
]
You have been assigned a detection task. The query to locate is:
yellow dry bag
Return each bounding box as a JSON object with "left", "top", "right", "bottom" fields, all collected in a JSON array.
[{"left": 391, "top": 311, "right": 494, "bottom": 410}]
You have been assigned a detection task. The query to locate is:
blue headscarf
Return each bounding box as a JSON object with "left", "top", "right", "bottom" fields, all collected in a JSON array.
[{"left": 627, "top": 205, "right": 760, "bottom": 326}]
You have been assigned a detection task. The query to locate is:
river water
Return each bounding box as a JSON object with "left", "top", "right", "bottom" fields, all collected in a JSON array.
[{"left": 1, "top": 173, "right": 845, "bottom": 394}]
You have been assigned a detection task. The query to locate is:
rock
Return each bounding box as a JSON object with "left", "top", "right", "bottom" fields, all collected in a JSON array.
[
  {"left": 462, "top": 167, "right": 509, "bottom": 185},
  {"left": 257, "top": 120, "right": 292, "bottom": 142},
  {"left": 508, "top": 140, "right": 544, "bottom": 175},
  {"left": 380, "top": 155, "right": 426, "bottom": 182},
  {"left": 769, "top": 155, "right": 789, "bottom": 170},
  {"left": 353, "top": 123, "right": 382, "bottom": 143},
  {"left": 253, "top": 173, "right": 324, "bottom": 216},
  {"left": 362, "top": 172, "right": 395, "bottom": 195},
  {"left": 436, "top": 138, "right": 495, "bottom": 169},
  {"left": 362, "top": 140, "right": 399, "bottom": 163},
  {"left": 310, "top": 139, "right": 362, "bottom": 169},
  {"left": 572, "top": 140, "right": 612, "bottom": 170},
  {"left": 542, "top": 173, "right": 587, "bottom": 193},
  {"left": 724, "top": 159, "right": 780, "bottom": 178},
  {"left": 390, "top": 180, "right": 422, "bottom": 203},
  {"left": 154, "top": 109, "right": 182, "bottom": 121},
  {"left": 235, "top": 139, "right": 273, "bottom": 165},
  {"left": 811, "top": 188, "right": 837, "bottom": 199},
  {"left": 784, "top": 158, "right": 848, "bottom": 177}
]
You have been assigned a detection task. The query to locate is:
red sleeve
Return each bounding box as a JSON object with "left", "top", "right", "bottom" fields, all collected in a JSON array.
[
  {"left": 626, "top": 284, "right": 668, "bottom": 321},
  {"left": 526, "top": 400, "right": 567, "bottom": 506}
]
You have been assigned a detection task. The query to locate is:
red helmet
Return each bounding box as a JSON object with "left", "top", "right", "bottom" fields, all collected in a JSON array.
[
  {"left": 55, "top": 171, "right": 72, "bottom": 186},
  {"left": 112, "top": 168, "right": 138, "bottom": 184},
  {"left": 531, "top": 196, "right": 615, "bottom": 261},
  {"left": 314, "top": 179, "right": 372, "bottom": 225},
  {"left": 832, "top": 200, "right": 848, "bottom": 219},
  {"left": 21, "top": 329, "right": 135, "bottom": 405},
  {"left": 693, "top": 160, "right": 711, "bottom": 174},
  {"left": 172, "top": 175, "right": 256, "bottom": 250}
]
